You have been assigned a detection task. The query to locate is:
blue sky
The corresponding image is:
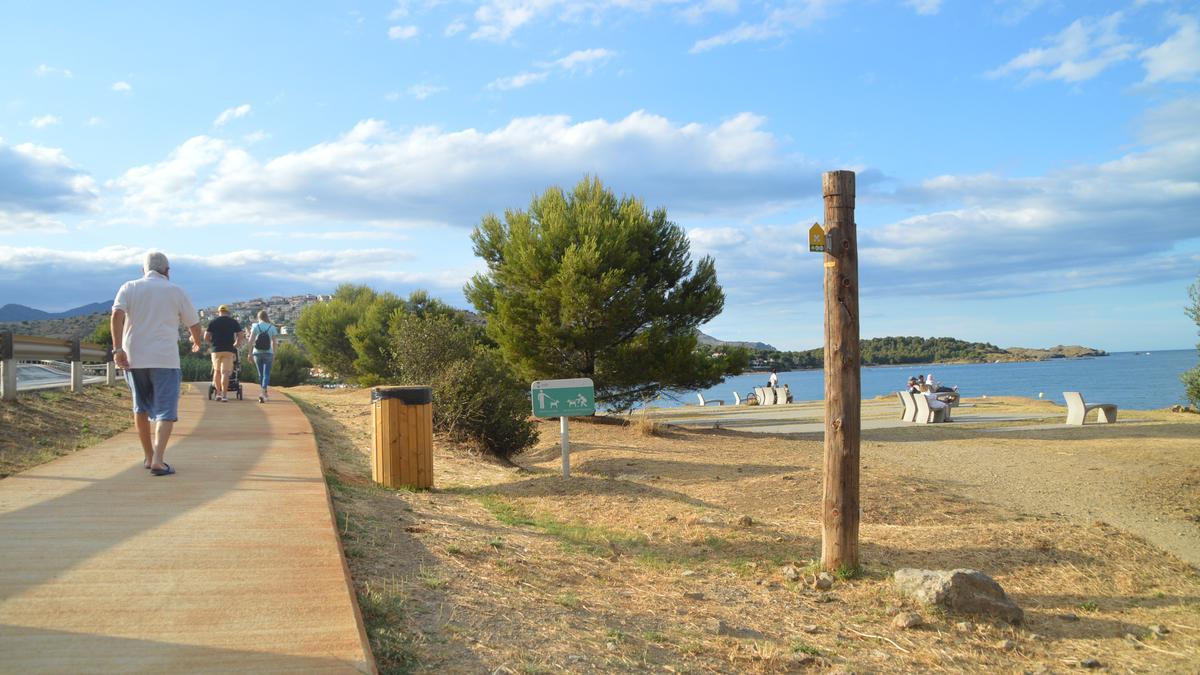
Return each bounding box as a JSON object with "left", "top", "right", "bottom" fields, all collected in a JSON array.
[{"left": 1, "top": 0, "right": 1198, "bottom": 352}]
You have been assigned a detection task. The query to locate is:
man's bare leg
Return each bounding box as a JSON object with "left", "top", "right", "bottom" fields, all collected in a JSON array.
[
  {"left": 150, "top": 420, "right": 175, "bottom": 470},
  {"left": 211, "top": 365, "right": 224, "bottom": 398},
  {"left": 135, "top": 412, "right": 153, "bottom": 467}
]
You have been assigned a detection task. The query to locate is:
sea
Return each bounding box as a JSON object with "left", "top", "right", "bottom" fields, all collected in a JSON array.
[{"left": 653, "top": 349, "right": 1198, "bottom": 411}]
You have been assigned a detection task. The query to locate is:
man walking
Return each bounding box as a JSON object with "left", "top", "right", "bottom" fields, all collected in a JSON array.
[
  {"left": 111, "top": 251, "right": 202, "bottom": 476},
  {"left": 205, "top": 304, "right": 243, "bottom": 402}
]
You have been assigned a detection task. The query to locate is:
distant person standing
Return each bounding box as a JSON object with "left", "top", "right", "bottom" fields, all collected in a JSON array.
[
  {"left": 111, "top": 251, "right": 201, "bottom": 477},
  {"left": 248, "top": 310, "right": 279, "bottom": 403},
  {"left": 768, "top": 369, "right": 779, "bottom": 388},
  {"left": 204, "top": 304, "right": 243, "bottom": 402}
]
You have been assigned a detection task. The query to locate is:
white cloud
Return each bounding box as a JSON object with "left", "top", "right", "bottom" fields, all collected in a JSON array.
[
  {"left": 550, "top": 48, "right": 614, "bottom": 72},
  {"left": 904, "top": 0, "right": 941, "bottom": 15},
  {"left": 0, "top": 245, "right": 471, "bottom": 309},
  {"left": 491, "top": 47, "right": 614, "bottom": 92},
  {"left": 987, "top": 12, "right": 1137, "bottom": 83},
  {"left": 29, "top": 115, "right": 61, "bottom": 129},
  {"left": 1140, "top": 13, "right": 1200, "bottom": 83},
  {"left": 487, "top": 71, "right": 549, "bottom": 90},
  {"left": 388, "top": 24, "right": 419, "bottom": 39},
  {"left": 85, "top": 117, "right": 103, "bottom": 127},
  {"left": 703, "top": 98, "right": 1200, "bottom": 300},
  {"left": 691, "top": 0, "right": 840, "bottom": 53},
  {"left": 34, "top": 64, "right": 72, "bottom": 78},
  {"left": 0, "top": 139, "right": 98, "bottom": 232},
  {"left": 468, "top": 0, "right": 683, "bottom": 42},
  {"left": 106, "top": 111, "right": 813, "bottom": 230},
  {"left": 445, "top": 19, "right": 468, "bottom": 36},
  {"left": 680, "top": 0, "right": 739, "bottom": 24},
  {"left": 689, "top": 226, "right": 748, "bottom": 249},
  {"left": 243, "top": 131, "right": 271, "bottom": 144},
  {"left": 407, "top": 83, "right": 446, "bottom": 99},
  {"left": 111, "top": 81, "right": 132, "bottom": 92},
  {"left": 995, "top": 0, "right": 1052, "bottom": 25},
  {"left": 213, "top": 104, "right": 252, "bottom": 127}
]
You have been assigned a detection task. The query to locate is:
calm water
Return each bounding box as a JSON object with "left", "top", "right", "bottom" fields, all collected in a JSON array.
[{"left": 655, "top": 350, "right": 1198, "bottom": 411}]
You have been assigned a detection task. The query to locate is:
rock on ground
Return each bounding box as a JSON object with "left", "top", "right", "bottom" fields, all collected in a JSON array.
[{"left": 893, "top": 568, "right": 1024, "bottom": 624}]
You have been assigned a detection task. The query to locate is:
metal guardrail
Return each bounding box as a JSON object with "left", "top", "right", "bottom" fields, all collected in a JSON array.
[{"left": 1, "top": 330, "right": 116, "bottom": 400}]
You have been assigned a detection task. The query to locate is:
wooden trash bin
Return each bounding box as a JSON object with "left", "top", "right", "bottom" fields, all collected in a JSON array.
[{"left": 371, "top": 386, "right": 433, "bottom": 489}]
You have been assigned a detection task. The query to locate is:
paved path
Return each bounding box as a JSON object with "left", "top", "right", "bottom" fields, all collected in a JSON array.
[{"left": 0, "top": 385, "right": 373, "bottom": 673}]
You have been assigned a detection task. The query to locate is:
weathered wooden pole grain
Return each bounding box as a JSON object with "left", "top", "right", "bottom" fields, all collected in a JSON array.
[{"left": 821, "top": 170, "right": 861, "bottom": 572}]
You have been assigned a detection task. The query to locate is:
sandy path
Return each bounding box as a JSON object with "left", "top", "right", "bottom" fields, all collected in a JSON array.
[{"left": 866, "top": 421, "right": 1200, "bottom": 568}]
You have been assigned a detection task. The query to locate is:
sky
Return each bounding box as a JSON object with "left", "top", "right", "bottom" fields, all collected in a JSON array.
[{"left": 1, "top": 0, "right": 1198, "bottom": 352}]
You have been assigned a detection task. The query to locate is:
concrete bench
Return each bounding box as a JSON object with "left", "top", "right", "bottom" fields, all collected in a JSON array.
[{"left": 1063, "top": 391, "right": 1117, "bottom": 425}]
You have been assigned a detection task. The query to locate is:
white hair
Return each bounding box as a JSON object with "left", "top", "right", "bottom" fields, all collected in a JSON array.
[{"left": 143, "top": 251, "right": 169, "bottom": 275}]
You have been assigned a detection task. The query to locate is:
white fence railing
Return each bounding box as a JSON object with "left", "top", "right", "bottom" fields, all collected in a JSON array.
[{"left": 0, "top": 331, "right": 115, "bottom": 400}]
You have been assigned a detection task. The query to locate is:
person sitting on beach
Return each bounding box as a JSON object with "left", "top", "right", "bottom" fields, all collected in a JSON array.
[
  {"left": 926, "top": 372, "right": 957, "bottom": 393},
  {"left": 783, "top": 383, "right": 793, "bottom": 403},
  {"left": 906, "top": 377, "right": 921, "bottom": 394},
  {"left": 921, "top": 384, "right": 953, "bottom": 421}
]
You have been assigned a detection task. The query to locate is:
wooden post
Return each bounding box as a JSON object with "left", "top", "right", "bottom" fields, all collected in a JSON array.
[
  {"left": 0, "top": 331, "right": 14, "bottom": 401},
  {"left": 821, "top": 170, "right": 861, "bottom": 573}
]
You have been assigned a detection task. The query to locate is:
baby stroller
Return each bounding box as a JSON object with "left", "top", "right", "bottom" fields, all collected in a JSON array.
[{"left": 208, "top": 352, "right": 244, "bottom": 401}]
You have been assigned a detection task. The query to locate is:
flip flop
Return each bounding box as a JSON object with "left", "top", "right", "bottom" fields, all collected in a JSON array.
[{"left": 150, "top": 463, "right": 175, "bottom": 476}]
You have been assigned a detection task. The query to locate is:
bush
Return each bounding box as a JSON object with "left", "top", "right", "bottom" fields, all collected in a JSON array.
[
  {"left": 388, "top": 311, "right": 537, "bottom": 459},
  {"left": 271, "top": 343, "right": 313, "bottom": 387},
  {"left": 433, "top": 347, "right": 538, "bottom": 459},
  {"left": 1183, "top": 366, "right": 1200, "bottom": 408},
  {"left": 180, "top": 354, "right": 212, "bottom": 382}
]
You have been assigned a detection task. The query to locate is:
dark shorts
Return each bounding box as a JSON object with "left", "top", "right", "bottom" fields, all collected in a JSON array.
[{"left": 126, "top": 368, "right": 182, "bottom": 422}]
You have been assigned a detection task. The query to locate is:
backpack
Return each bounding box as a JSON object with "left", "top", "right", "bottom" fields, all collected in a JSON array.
[{"left": 253, "top": 325, "right": 272, "bottom": 351}]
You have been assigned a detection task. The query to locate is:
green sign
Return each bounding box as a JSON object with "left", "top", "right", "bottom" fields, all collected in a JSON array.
[{"left": 531, "top": 378, "right": 595, "bottom": 418}]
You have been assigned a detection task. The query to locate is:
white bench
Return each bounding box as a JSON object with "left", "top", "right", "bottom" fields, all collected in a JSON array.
[
  {"left": 913, "top": 392, "right": 948, "bottom": 423},
  {"left": 897, "top": 391, "right": 918, "bottom": 422},
  {"left": 697, "top": 393, "right": 724, "bottom": 406},
  {"left": 1063, "top": 391, "right": 1117, "bottom": 425}
]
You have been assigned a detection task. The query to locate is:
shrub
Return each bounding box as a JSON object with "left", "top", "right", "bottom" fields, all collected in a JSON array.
[
  {"left": 433, "top": 347, "right": 538, "bottom": 459},
  {"left": 1182, "top": 366, "right": 1200, "bottom": 408},
  {"left": 388, "top": 312, "right": 536, "bottom": 459},
  {"left": 271, "top": 343, "right": 313, "bottom": 387}
]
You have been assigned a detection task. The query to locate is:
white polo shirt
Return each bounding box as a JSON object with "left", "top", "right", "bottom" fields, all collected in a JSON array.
[{"left": 112, "top": 271, "right": 200, "bottom": 369}]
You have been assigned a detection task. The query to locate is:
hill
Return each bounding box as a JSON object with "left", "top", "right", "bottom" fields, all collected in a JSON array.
[
  {"left": 0, "top": 301, "right": 109, "bottom": 322},
  {"left": 695, "top": 331, "right": 776, "bottom": 352},
  {"left": 750, "top": 336, "right": 1107, "bottom": 370}
]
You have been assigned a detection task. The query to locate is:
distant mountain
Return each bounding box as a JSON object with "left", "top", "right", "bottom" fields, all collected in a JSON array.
[
  {"left": 0, "top": 301, "right": 110, "bottom": 322},
  {"left": 696, "top": 331, "right": 777, "bottom": 352}
]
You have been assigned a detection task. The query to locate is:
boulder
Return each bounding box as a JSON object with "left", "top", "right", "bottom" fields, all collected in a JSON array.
[{"left": 893, "top": 568, "right": 1023, "bottom": 624}]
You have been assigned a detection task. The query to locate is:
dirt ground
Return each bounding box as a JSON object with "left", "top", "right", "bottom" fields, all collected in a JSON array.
[
  {"left": 0, "top": 385, "right": 132, "bottom": 478},
  {"left": 288, "top": 387, "right": 1200, "bottom": 674}
]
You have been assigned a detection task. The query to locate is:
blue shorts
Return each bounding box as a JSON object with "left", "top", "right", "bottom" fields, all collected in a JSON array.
[{"left": 126, "top": 368, "right": 182, "bottom": 422}]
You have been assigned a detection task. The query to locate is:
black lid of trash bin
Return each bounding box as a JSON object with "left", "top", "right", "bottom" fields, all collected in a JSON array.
[{"left": 372, "top": 386, "right": 432, "bottom": 404}]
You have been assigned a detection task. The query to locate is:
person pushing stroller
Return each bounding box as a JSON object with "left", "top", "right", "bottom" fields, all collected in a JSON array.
[{"left": 205, "top": 304, "right": 244, "bottom": 402}]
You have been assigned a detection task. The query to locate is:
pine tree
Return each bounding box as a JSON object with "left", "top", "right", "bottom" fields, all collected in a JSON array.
[{"left": 465, "top": 177, "right": 744, "bottom": 411}]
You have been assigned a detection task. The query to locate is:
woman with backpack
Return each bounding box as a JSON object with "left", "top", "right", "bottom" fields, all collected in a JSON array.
[{"left": 248, "top": 310, "right": 279, "bottom": 403}]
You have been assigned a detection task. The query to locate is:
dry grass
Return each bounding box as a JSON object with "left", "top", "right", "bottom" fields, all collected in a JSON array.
[
  {"left": 0, "top": 385, "right": 132, "bottom": 478},
  {"left": 287, "top": 386, "right": 1200, "bottom": 674}
]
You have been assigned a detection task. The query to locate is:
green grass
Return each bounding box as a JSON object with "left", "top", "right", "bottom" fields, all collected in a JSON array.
[
  {"left": 418, "top": 569, "right": 447, "bottom": 589},
  {"left": 476, "top": 495, "right": 643, "bottom": 558},
  {"left": 555, "top": 592, "right": 580, "bottom": 608},
  {"left": 835, "top": 564, "right": 862, "bottom": 580},
  {"left": 791, "top": 640, "right": 821, "bottom": 656},
  {"left": 358, "top": 580, "right": 420, "bottom": 674},
  {"left": 1079, "top": 600, "right": 1099, "bottom": 612}
]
